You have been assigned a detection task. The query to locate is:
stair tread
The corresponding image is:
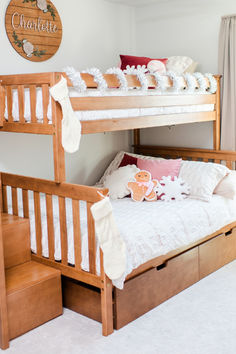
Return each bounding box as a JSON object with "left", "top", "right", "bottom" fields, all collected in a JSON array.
[
  {"left": 1, "top": 213, "right": 29, "bottom": 230},
  {"left": 6, "top": 261, "right": 61, "bottom": 295}
]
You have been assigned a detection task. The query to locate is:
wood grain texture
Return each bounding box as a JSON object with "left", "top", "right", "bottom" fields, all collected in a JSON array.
[
  {"left": 5, "top": 0, "right": 62, "bottom": 62},
  {"left": 0, "top": 178, "right": 9, "bottom": 349},
  {"left": 2, "top": 213, "right": 31, "bottom": 269},
  {"left": 6, "top": 261, "right": 62, "bottom": 339}
]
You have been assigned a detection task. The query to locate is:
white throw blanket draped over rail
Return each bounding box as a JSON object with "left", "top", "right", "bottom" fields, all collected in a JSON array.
[{"left": 49, "top": 76, "right": 81, "bottom": 153}]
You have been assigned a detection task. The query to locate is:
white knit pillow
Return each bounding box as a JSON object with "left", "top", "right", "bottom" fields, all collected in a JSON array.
[
  {"left": 214, "top": 170, "right": 236, "bottom": 199},
  {"left": 104, "top": 165, "right": 140, "bottom": 200},
  {"left": 179, "top": 161, "right": 229, "bottom": 202}
]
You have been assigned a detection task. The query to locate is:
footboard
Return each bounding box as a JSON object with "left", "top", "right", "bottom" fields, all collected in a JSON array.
[{"left": 1, "top": 173, "right": 107, "bottom": 287}]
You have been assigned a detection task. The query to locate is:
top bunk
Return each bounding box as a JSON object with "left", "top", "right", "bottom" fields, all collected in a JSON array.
[{"left": 0, "top": 70, "right": 220, "bottom": 137}]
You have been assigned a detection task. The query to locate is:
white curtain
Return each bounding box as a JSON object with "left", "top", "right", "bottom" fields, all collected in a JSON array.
[{"left": 218, "top": 16, "right": 236, "bottom": 150}]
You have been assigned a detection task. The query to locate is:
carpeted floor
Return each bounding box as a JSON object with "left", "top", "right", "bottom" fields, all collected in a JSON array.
[{"left": 4, "top": 260, "right": 236, "bottom": 354}]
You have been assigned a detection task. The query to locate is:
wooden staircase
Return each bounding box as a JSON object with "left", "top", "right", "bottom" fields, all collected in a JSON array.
[{"left": 0, "top": 212, "right": 63, "bottom": 350}]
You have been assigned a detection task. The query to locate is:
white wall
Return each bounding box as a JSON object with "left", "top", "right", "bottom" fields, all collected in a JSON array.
[
  {"left": 135, "top": 0, "right": 236, "bottom": 148},
  {"left": 0, "top": 0, "right": 135, "bottom": 185}
]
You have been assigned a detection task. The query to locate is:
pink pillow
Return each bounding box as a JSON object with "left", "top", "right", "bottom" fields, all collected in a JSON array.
[{"left": 137, "top": 158, "right": 182, "bottom": 180}]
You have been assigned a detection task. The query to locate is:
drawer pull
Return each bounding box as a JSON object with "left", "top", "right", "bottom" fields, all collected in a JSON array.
[
  {"left": 225, "top": 230, "right": 233, "bottom": 237},
  {"left": 156, "top": 262, "right": 167, "bottom": 271}
]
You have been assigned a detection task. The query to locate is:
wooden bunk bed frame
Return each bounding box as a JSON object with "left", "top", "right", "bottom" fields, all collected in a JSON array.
[{"left": 1, "top": 72, "right": 236, "bottom": 336}]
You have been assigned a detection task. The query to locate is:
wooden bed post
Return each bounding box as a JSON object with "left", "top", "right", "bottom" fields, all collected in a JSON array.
[
  {"left": 133, "top": 129, "right": 140, "bottom": 151},
  {"left": 213, "top": 75, "right": 221, "bottom": 150},
  {"left": 100, "top": 251, "right": 114, "bottom": 336},
  {"left": 51, "top": 73, "right": 66, "bottom": 183},
  {"left": 0, "top": 175, "right": 9, "bottom": 350}
]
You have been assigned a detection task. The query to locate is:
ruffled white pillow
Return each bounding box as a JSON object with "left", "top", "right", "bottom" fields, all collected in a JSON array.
[
  {"left": 179, "top": 161, "right": 229, "bottom": 202},
  {"left": 214, "top": 170, "right": 236, "bottom": 199},
  {"left": 104, "top": 165, "right": 140, "bottom": 200}
]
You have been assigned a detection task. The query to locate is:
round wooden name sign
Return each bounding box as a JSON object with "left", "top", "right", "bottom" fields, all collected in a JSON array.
[{"left": 5, "top": 0, "right": 62, "bottom": 62}]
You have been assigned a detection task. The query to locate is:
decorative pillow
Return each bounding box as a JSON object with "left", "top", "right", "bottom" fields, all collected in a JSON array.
[
  {"left": 156, "top": 176, "right": 190, "bottom": 202},
  {"left": 214, "top": 170, "right": 236, "bottom": 200},
  {"left": 166, "top": 56, "right": 197, "bottom": 75},
  {"left": 119, "top": 153, "right": 137, "bottom": 168},
  {"left": 147, "top": 60, "right": 166, "bottom": 74},
  {"left": 97, "top": 151, "right": 164, "bottom": 186},
  {"left": 137, "top": 158, "right": 182, "bottom": 181},
  {"left": 179, "top": 161, "right": 229, "bottom": 202},
  {"left": 104, "top": 165, "right": 140, "bottom": 200},
  {"left": 128, "top": 170, "right": 158, "bottom": 202},
  {"left": 120, "top": 55, "right": 168, "bottom": 71}
]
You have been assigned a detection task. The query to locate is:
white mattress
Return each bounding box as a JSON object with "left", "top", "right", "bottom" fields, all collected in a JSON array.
[
  {"left": 6, "top": 188, "right": 236, "bottom": 289},
  {"left": 4, "top": 87, "right": 215, "bottom": 123}
]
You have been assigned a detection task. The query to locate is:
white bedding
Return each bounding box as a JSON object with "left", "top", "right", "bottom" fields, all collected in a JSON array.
[
  {"left": 4, "top": 87, "right": 214, "bottom": 123},
  {"left": 6, "top": 188, "right": 236, "bottom": 289}
]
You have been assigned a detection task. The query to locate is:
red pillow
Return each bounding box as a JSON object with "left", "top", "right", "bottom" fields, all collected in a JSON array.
[
  {"left": 120, "top": 55, "right": 168, "bottom": 71},
  {"left": 119, "top": 153, "right": 138, "bottom": 168}
]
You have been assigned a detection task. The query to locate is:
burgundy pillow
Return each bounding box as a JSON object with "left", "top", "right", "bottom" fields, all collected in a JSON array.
[
  {"left": 119, "top": 153, "right": 138, "bottom": 168},
  {"left": 120, "top": 55, "right": 168, "bottom": 71}
]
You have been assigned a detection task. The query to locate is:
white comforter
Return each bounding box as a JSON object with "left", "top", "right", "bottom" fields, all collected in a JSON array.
[{"left": 7, "top": 189, "right": 236, "bottom": 289}]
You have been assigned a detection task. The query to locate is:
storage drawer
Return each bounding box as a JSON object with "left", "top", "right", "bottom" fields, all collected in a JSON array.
[
  {"left": 114, "top": 247, "right": 199, "bottom": 329},
  {"left": 199, "top": 228, "right": 236, "bottom": 279}
]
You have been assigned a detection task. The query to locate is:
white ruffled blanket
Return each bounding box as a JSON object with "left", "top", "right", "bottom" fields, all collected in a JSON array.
[{"left": 6, "top": 189, "right": 236, "bottom": 289}]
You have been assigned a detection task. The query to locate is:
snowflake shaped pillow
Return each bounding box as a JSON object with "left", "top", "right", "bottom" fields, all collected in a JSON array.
[{"left": 156, "top": 176, "right": 190, "bottom": 202}]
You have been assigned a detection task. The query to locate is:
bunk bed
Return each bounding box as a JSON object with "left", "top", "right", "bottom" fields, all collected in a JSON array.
[{"left": 1, "top": 71, "right": 236, "bottom": 336}]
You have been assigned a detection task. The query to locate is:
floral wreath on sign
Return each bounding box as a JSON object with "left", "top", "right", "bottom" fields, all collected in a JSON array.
[
  {"left": 12, "top": 31, "right": 46, "bottom": 58},
  {"left": 22, "top": 0, "right": 56, "bottom": 20}
]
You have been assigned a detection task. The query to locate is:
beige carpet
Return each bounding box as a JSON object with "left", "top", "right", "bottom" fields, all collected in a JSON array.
[{"left": 4, "top": 260, "right": 236, "bottom": 354}]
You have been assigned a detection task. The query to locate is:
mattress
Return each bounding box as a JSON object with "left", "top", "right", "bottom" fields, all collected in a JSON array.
[
  {"left": 6, "top": 188, "right": 236, "bottom": 289},
  {"left": 4, "top": 87, "right": 215, "bottom": 123}
]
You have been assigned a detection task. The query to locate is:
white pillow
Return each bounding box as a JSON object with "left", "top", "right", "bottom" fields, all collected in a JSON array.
[
  {"left": 166, "top": 56, "right": 196, "bottom": 75},
  {"left": 179, "top": 160, "right": 229, "bottom": 202},
  {"left": 214, "top": 170, "right": 236, "bottom": 199},
  {"left": 97, "top": 151, "right": 163, "bottom": 186},
  {"left": 104, "top": 165, "right": 140, "bottom": 200}
]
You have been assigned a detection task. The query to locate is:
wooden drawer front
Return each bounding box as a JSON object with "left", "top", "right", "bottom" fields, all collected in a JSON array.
[
  {"left": 114, "top": 247, "right": 199, "bottom": 329},
  {"left": 199, "top": 229, "right": 236, "bottom": 279},
  {"left": 62, "top": 277, "right": 102, "bottom": 323}
]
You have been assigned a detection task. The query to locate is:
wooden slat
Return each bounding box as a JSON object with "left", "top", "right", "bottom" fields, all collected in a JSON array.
[
  {"left": 0, "top": 86, "right": 5, "bottom": 126},
  {"left": 31, "top": 253, "right": 102, "bottom": 288},
  {"left": 214, "top": 159, "right": 221, "bottom": 164},
  {"left": 6, "top": 86, "right": 13, "bottom": 123},
  {"left": 0, "top": 73, "right": 52, "bottom": 86},
  {"left": 22, "top": 189, "right": 29, "bottom": 218},
  {"left": 71, "top": 94, "right": 216, "bottom": 111},
  {"left": 203, "top": 158, "right": 209, "bottom": 162},
  {"left": 59, "top": 196, "right": 68, "bottom": 265},
  {"left": 29, "top": 85, "right": 37, "bottom": 123},
  {"left": 42, "top": 84, "right": 49, "bottom": 124},
  {"left": 82, "top": 112, "right": 216, "bottom": 135},
  {"left": 2, "top": 186, "right": 8, "bottom": 213},
  {"left": 17, "top": 85, "right": 25, "bottom": 123},
  {"left": 87, "top": 202, "right": 96, "bottom": 275},
  {"left": 0, "top": 188, "right": 10, "bottom": 349},
  {"left": 46, "top": 194, "right": 55, "bottom": 261},
  {"left": 34, "top": 191, "right": 42, "bottom": 257},
  {"left": 134, "top": 145, "right": 236, "bottom": 162},
  {"left": 72, "top": 199, "right": 82, "bottom": 270},
  {"left": 226, "top": 161, "right": 233, "bottom": 169},
  {"left": 1, "top": 122, "right": 54, "bottom": 135},
  {"left": 11, "top": 187, "right": 18, "bottom": 216},
  {"left": 1, "top": 173, "right": 107, "bottom": 203}
]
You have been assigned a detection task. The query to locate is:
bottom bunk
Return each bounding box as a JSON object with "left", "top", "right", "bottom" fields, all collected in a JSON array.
[
  {"left": 62, "top": 223, "right": 236, "bottom": 329},
  {"left": 1, "top": 146, "right": 236, "bottom": 335}
]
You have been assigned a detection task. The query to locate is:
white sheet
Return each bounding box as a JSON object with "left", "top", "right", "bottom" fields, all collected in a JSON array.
[
  {"left": 4, "top": 87, "right": 215, "bottom": 123},
  {"left": 6, "top": 188, "right": 236, "bottom": 289}
]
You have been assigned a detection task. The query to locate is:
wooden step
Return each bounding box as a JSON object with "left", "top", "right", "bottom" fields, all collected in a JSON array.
[
  {"left": 6, "top": 261, "right": 62, "bottom": 340},
  {"left": 1, "top": 213, "right": 31, "bottom": 269}
]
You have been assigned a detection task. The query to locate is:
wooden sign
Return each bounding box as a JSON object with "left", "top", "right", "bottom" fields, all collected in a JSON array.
[{"left": 5, "top": 0, "right": 62, "bottom": 62}]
